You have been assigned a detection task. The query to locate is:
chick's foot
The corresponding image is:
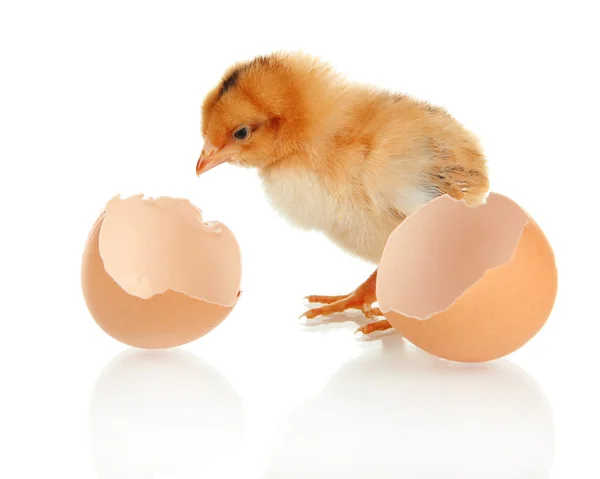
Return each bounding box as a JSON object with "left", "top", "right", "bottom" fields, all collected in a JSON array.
[
  {"left": 300, "top": 269, "right": 393, "bottom": 335},
  {"left": 302, "top": 293, "right": 382, "bottom": 319}
]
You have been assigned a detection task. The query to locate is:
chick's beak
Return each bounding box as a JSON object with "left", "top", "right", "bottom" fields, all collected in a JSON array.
[{"left": 196, "top": 140, "right": 233, "bottom": 176}]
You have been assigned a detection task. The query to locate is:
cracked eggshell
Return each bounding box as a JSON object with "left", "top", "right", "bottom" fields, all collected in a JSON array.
[
  {"left": 81, "top": 194, "right": 242, "bottom": 349},
  {"left": 377, "top": 192, "right": 557, "bottom": 363}
]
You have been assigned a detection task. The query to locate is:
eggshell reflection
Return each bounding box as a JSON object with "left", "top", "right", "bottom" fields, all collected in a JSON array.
[
  {"left": 81, "top": 194, "right": 242, "bottom": 349},
  {"left": 377, "top": 192, "right": 557, "bottom": 362},
  {"left": 261, "top": 339, "right": 554, "bottom": 479},
  {"left": 89, "top": 348, "right": 244, "bottom": 478}
]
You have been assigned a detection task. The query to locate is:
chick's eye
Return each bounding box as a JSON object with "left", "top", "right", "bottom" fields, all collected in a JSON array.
[{"left": 233, "top": 126, "right": 250, "bottom": 140}]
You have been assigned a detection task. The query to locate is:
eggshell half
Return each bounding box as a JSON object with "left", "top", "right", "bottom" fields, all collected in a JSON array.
[
  {"left": 81, "top": 194, "right": 242, "bottom": 349},
  {"left": 377, "top": 192, "right": 557, "bottom": 362}
]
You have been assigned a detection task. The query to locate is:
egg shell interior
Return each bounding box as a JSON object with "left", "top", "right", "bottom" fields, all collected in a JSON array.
[{"left": 99, "top": 194, "right": 241, "bottom": 306}]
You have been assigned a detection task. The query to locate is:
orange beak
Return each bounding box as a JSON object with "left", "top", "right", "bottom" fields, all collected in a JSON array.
[{"left": 195, "top": 140, "right": 235, "bottom": 176}]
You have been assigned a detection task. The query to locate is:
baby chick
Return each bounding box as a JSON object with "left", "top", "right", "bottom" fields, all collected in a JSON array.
[{"left": 196, "top": 51, "right": 489, "bottom": 335}]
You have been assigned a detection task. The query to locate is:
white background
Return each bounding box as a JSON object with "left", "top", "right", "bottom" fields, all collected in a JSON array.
[{"left": 1, "top": 1, "right": 598, "bottom": 477}]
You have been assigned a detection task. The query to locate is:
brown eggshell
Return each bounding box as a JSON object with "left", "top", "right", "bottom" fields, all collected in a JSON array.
[
  {"left": 377, "top": 192, "right": 557, "bottom": 363},
  {"left": 81, "top": 195, "right": 241, "bottom": 349}
]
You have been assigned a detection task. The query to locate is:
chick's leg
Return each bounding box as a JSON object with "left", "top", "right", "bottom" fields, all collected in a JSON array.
[{"left": 301, "top": 269, "right": 393, "bottom": 335}]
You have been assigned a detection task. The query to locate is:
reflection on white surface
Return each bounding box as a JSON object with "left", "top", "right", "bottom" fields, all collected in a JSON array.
[
  {"left": 88, "top": 348, "right": 244, "bottom": 478},
  {"left": 262, "top": 336, "right": 554, "bottom": 479}
]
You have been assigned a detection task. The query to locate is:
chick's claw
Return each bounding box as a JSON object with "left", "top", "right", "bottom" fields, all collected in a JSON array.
[
  {"left": 363, "top": 307, "right": 383, "bottom": 319},
  {"left": 300, "top": 297, "right": 357, "bottom": 320},
  {"left": 356, "top": 320, "right": 393, "bottom": 335},
  {"left": 304, "top": 294, "right": 349, "bottom": 305}
]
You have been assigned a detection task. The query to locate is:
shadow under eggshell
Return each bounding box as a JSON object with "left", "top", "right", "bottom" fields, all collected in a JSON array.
[
  {"left": 82, "top": 213, "right": 239, "bottom": 349},
  {"left": 377, "top": 193, "right": 558, "bottom": 363}
]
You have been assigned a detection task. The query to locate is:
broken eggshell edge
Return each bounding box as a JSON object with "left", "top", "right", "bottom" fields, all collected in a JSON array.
[
  {"left": 376, "top": 192, "right": 558, "bottom": 363},
  {"left": 81, "top": 194, "right": 242, "bottom": 349}
]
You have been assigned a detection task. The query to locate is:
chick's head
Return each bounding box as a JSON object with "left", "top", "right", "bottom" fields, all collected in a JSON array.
[{"left": 197, "top": 52, "right": 339, "bottom": 176}]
